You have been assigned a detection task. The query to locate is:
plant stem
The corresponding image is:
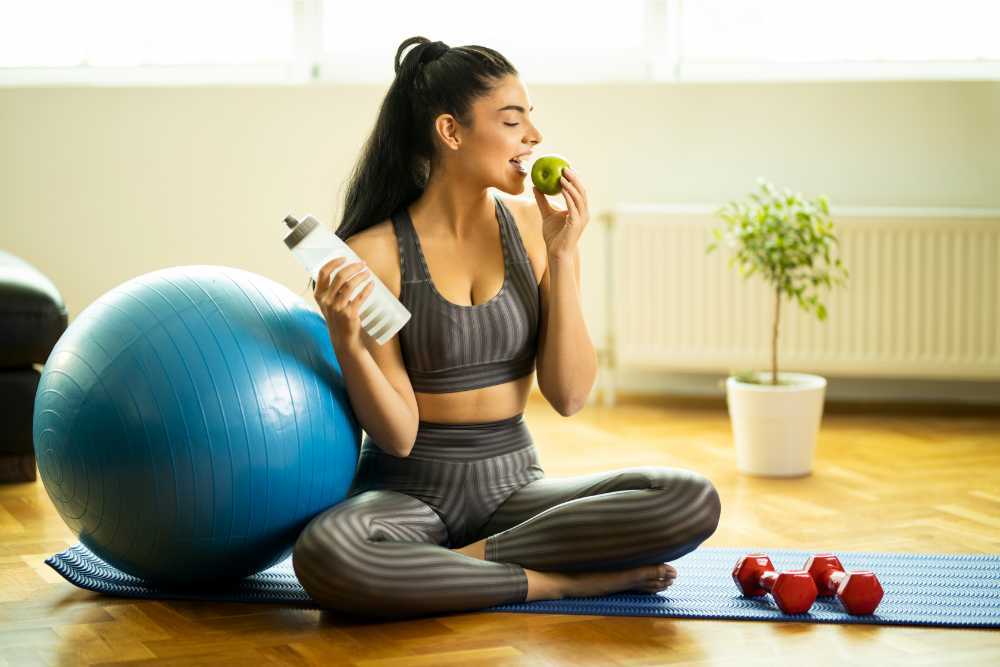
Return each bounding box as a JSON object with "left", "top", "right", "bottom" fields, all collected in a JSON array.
[{"left": 772, "top": 287, "right": 780, "bottom": 385}]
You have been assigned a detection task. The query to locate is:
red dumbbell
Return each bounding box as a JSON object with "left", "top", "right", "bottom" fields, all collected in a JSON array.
[
  {"left": 732, "top": 554, "right": 818, "bottom": 614},
  {"left": 804, "top": 553, "right": 884, "bottom": 615}
]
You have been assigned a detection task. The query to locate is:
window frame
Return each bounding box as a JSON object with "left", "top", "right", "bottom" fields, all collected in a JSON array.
[{"left": 1, "top": 0, "right": 998, "bottom": 87}]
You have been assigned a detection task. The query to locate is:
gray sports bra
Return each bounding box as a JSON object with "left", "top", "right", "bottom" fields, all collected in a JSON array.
[{"left": 390, "top": 195, "right": 540, "bottom": 394}]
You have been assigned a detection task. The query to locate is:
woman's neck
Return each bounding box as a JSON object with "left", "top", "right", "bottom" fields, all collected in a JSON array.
[{"left": 414, "top": 170, "right": 495, "bottom": 240}]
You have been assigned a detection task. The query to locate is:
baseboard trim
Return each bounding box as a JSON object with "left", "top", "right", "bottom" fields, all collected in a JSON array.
[{"left": 581, "top": 391, "right": 999, "bottom": 417}]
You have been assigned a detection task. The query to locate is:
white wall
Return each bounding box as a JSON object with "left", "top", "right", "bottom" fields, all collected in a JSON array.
[{"left": 3, "top": 81, "right": 998, "bottom": 403}]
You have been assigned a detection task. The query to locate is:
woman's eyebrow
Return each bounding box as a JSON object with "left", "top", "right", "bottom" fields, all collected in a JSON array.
[{"left": 498, "top": 105, "right": 534, "bottom": 113}]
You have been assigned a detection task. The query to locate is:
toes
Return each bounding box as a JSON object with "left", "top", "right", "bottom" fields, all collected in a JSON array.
[
  {"left": 630, "top": 565, "right": 679, "bottom": 595},
  {"left": 645, "top": 579, "right": 672, "bottom": 593},
  {"left": 652, "top": 563, "right": 677, "bottom": 578},
  {"left": 649, "top": 564, "right": 676, "bottom": 590},
  {"left": 648, "top": 564, "right": 677, "bottom": 582}
]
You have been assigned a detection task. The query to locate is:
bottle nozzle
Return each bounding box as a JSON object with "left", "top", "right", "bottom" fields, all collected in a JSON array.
[{"left": 284, "top": 215, "right": 299, "bottom": 229}]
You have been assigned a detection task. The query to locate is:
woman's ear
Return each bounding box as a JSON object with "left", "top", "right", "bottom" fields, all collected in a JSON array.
[{"left": 434, "top": 114, "right": 461, "bottom": 151}]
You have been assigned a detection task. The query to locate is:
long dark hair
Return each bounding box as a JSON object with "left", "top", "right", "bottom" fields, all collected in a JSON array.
[{"left": 334, "top": 36, "right": 518, "bottom": 243}]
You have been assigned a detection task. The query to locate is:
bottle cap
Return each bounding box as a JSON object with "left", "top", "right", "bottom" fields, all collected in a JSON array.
[{"left": 282, "top": 214, "right": 319, "bottom": 249}]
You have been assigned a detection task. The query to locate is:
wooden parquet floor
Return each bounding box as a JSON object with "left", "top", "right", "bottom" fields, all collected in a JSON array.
[{"left": 2, "top": 392, "right": 999, "bottom": 666}]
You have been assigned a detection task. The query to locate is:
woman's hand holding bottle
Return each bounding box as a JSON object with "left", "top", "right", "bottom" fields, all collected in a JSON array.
[{"left": 314, "top": 257, "right": 375, "bottom": 353}]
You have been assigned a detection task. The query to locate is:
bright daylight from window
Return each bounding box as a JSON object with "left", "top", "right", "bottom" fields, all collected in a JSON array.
[{"left": 0, "top": 0, "right": 997, "bottom": 82}]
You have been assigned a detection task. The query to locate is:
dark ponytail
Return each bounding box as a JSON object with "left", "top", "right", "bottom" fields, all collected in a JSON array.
[{"left": 334, "top": 36, "right": 518, "bottom": 243}]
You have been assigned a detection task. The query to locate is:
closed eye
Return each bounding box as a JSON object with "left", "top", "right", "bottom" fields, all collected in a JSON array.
[{"left": 504, "top": 122, "right": 519, "bottom": 126}]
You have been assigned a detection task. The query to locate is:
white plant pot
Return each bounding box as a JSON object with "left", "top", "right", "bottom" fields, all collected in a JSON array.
[{"left": 725, "top": 372, "right": 827, "bottom": 477}]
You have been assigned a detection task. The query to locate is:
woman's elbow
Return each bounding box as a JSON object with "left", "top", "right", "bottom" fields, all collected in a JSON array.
[{"left": 549, "top": 391, "right": 586, "bottom": 417}]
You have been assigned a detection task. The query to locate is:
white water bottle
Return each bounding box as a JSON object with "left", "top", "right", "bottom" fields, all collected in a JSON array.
[{"left": 283, "top": 214, "right": 411, "bottom": 345}]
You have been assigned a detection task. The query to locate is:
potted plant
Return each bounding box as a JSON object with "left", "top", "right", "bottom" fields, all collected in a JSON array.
[{"left": 706, "top": 178, "right": 849, "bottom": 477}]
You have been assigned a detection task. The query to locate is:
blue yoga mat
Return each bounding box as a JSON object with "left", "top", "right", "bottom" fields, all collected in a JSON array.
[{"left": 45, "top": 544, "right": 1000, "bottom": 627}]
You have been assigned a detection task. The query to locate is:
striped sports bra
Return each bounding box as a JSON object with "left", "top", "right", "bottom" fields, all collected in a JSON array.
[{"left": 390, "top": 195, "right": 540, "bottom": 394}]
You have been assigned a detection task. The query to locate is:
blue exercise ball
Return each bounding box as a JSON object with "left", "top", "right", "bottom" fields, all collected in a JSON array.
[{"left": 32, "top": 265, "right": 361, "bottom": 586}]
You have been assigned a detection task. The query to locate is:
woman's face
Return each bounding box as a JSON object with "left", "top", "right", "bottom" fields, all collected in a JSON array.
[{"left": 436, "top": 74, "right": 543, "bottom": 195}]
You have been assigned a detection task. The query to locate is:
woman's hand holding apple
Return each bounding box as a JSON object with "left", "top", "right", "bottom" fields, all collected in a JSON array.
[{"left": 532, "top": 165, "right": 590, "bottom": 259}]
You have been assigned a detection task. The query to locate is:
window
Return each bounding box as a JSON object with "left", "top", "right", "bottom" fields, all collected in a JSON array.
[
  {"left": 0, "top": 0, "right": 296, "bottom": 84},
  {"left": 1, "top": 0, "right": 997, "bottom": 85},
  {"left": 674, "top": 0, "right": 1000, "bottom": 81},
  {"left": 319, "top": 0, "right": 649, "bottom": 83},
  {"left": 681, "top": 0, "right": 1000, "bottom": 63},
  {"left": 1, "top": 0, "right": 292, "bottom": 67}
]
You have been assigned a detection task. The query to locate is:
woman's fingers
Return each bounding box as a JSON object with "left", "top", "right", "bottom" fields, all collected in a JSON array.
[
  {"left": 564, "top": 168, "right": 588, "bottom": 209},
  {"left": 351, "top": 278, "right": 377, "bottom": 315},
  {"left": 533, "top": 185, "right": 554, "bottom": 216},
  {"left": 319, "top": 260, "right": 363, "bottom": 303},
  {"left": 561, "top": 176, "right": 580, "bottom": 219},
  {"left": 316, "top": 256, "right": 348, "bottom": 293},
  {"left": 333, "top": 265, "right": 371, "bottom": 309},
  {"left": 325, "top": 260, "right": 363, "bottom": 294},
  {"left": 563, "top": 174, "right": 590, "bottom": 218}
]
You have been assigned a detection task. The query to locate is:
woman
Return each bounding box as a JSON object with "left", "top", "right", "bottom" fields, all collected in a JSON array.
[{"left": 291, "top": 36, "right": 721, "bottom": 620}]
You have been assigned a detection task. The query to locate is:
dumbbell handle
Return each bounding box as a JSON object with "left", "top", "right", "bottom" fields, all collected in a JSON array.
[
  {"left": 817, "top": 568, "right": 847, "bottom": 594},
  {"left": 756, "top": 569, "right": 780, "bottom": 591}
]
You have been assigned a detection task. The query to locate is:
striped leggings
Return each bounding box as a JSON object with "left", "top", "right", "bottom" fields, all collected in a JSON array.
[{"left": 292, "top": 413, "right": 722, "bottom": 619}]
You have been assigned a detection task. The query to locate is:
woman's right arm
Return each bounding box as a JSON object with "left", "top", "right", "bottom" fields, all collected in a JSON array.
[
  {"left": 331, "top": 332, "right": 418, "bottom": 458},
  {"left": 328, "top": 233, "right": 419, "bottom": 458}
]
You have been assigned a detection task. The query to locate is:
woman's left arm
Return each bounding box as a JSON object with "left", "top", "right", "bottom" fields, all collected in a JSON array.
[{"left": 532, "top": 168, "right": 598, "bottom": 416}]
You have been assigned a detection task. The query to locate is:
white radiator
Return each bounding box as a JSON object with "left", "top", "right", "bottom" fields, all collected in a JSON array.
[{"left": 597, "top": 204, "right": 1000, "bottom": 406}]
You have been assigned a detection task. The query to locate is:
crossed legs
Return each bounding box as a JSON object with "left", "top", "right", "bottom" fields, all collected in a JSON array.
[{"left": 292, "top": 465, "right": 721, "bottom": 619}]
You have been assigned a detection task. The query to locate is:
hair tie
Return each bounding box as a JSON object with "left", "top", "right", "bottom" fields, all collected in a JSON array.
[{"left": 419, "top": 41, "right": 450, "bottom": 66}]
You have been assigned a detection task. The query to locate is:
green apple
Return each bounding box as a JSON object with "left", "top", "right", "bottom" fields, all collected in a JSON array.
[{"left": 531, "top": 154, "right": 571, "bottom": 196}]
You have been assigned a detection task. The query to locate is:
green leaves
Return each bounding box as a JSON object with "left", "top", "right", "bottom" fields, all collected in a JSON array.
[
  {"left": 708, "top": 177, "right": 848, "bottom": 321},
  {"left": 706, "top": 178, "right": 849, "bottom": 379}
]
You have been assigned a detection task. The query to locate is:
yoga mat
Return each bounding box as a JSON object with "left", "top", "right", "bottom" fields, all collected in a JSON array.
[{"left": 45, "top": 544, "right": 1000, "bottom": 627}]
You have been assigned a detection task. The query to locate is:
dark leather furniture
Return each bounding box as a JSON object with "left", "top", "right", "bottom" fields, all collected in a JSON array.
[{"left": 1, "top": 250, "right": 68, "bottom": 482}]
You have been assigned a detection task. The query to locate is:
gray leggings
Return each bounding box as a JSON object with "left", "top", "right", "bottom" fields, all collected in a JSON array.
[{"left": 292, "top": 413, "right": 722, "bottom": 619}]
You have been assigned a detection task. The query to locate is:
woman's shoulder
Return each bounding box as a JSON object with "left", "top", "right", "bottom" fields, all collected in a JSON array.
[{"left": 345, "top": 219, "right": 402, "bottom": 298}]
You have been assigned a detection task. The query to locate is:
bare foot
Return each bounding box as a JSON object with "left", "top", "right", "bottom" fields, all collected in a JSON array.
[{"left": 525, "top": 563, "right": 677, "bottom": 601}]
